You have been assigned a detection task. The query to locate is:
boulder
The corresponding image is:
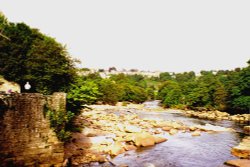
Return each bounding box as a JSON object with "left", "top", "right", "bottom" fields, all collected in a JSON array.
[
  {"left": 125, "top": 125, "right": 142, "bottom": 133},
  {"left": 243, "top": 126, "right": 250, "bottom": 135},
  {"left": 191, "top": 131, "right": 201, "bottom": 136},
  {"left": 133, "top": 133, "right": 155, "bottom": 147},
  {"left": 169, "top": 129, "right": 178, "bottom": 135},
  {"left": 82, "top": 127, "right": 105, "bottom": 137},
  {"left": 231, "top": 136, "right": 250, "bottom": 159},
  {"left": 118, "top": 164, "right": 129, "bottom": 167},
  {"left": 109, "top": 143, "right": 126, "bottom": 156},
  {"left": 154, "top": 129, "right": 162, "bottom": 134},
  {"left": 154, "top": 136, "right": 167, "bottom": 144},
  {"left": 162, "top": 126, "right": 172, "bottom": 131},
  {"left": 153, "top": 121, "right": 173, "bottom": 128},
  {"left": 171, "top": 122, "right": 183, "bottom": 129},
  {"left": 116, "top": 123, "right": 124, "bottom": 132},
  {"left": 123, "top": 144, "right": 137, "bottom": 151},
  {"left": 225, "top": 159, "right": 250, "bottom": 167},
  {"left": 89, "top": 154, "right": 106, "bottom": 163},
  {"left": 195, "top": 124, "right": 233, "bottom": 132},
  {"left": 189, "top": 126, "right": 197, "bottom": 131},
  {"left": 114, "top": 137, "right": 126, "bottom": 142},
  {"left": 143, "top": 163, "right": 155, "bottom": 167}
]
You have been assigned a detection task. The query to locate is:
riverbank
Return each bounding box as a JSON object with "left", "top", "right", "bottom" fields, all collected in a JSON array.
[
  {"left": 64, "top": 103, "right": 246, "bottom": 166},
  {"left": 182, "top": 109, "right": 250, "bottom": 123}
]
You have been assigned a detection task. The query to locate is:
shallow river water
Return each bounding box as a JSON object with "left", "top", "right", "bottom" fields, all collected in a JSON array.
[{"left": 110, "top": 101, "right": 246, "bottom": 167}]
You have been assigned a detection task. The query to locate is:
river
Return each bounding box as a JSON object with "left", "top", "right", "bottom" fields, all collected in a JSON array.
[{"left": 108, "top": 101, "right": 246, "bottom": 167}]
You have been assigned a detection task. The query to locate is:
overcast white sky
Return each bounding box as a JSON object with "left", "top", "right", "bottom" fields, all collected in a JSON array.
[{"left": 1, "top": 0, "right": 250, "bottom": 72}]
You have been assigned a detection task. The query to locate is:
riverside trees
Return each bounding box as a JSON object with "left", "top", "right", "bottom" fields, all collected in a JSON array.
[
  {"left": 157, "top": 62, "right": 250, "bottom": 114},
  {"left": 0, "top": 13, "right": 249, "bottom": 114},
  {"left": 0, "top": 13, "right": 77, "bottom": 94}
]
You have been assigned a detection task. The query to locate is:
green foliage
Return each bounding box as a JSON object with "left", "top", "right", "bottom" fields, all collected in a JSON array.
[
  {"left": 57, "top": 129, "right": 72, "bottom": 142},
  {"left": 122, "top": 84, "right": 148, "bottom": 103},
  {"left": 159, "top": 72, "right": 172, "bottom": 81},
  {"left": 0, "top": 13, "right": 77, "bottom": 94},
  {"left": 232, "top": 96, "right": 250, "bottom": 110},
  {"left": 213, "top": 83, "right": 228, "bottom": 110},
  {"left": 229, "top": 65, "right": 250, "bottom": 112},
  {"left": 98, "top": 79, "right": 124, "bottom": 105},
  {"left": 146, "top": 86, "right": 156, "bottom": 100},
  {"left": 174, "top": 71, "right": 196, "bottom": 83},
  {"left": 67, "top": 78, "right": 101, "bottom": 114},
  {"left": 156, "top": 62, "right": 250, "bottom": 113},
  {"left": 46, "top": 109, "right": 74, "bottom": 141},
  {"left": 158, "top": 81, "right": 182, "bottom": 107}
]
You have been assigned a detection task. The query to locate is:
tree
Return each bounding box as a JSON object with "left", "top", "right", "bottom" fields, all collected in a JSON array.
[
  {"left": 67, "top": 79, "right": 101, "bottom": 114},
  {"left": 25, "top": 35, "right": 76, "bottom": 94},
  {"left": 174, "top": 71, "right": 196, "bottom": 83},
  {"left": 0, "top": 14, "right": 77, "bottom": 94},
  {"left": 108, "top": 67, "right": 117, "bottom": 72},
  {"left": 159, "top": 72, "right": 172, "bottom": 81},
  {"left": 157, "top": 81, "right": 182, "bottom": 107},
  {"left": 146, "top": 86, "right": 156, "bottom": 100},
  {"left": 98, "top": 79, "right": 124, "bottom": 105},
  {"left": 230, "top": 63, "right": 250, "bottom": 112},
  {"left": 121, "top": 84, "right": 147, "bottom": 103},
  {"left": 213, "top": 82, "right": 228, "bottom": 111}
]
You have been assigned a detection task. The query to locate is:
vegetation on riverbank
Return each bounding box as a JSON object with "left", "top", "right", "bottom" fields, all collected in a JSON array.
[
  {"left": 1, "top": 12, "right": 249, "bottom": 143},
  {"left": 158, "top": 64, "right": 250, "bottom": 114}
]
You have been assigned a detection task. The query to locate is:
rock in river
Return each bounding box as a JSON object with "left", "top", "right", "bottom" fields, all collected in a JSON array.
[
  {"left": 195, "top": 124, "right": 233, "bottom": 132},
  {"left": 125, "top": 125, "right": 142, "bottom": 133},
  {"left": 243, "top": 126, "right": 250, "bottom": 135},
  {"left": 169, "top": 129, "right": 178, "bottom": 135},
  {"left": 162, "top": 126, "right": 172, "bottom": 131},
  {"left": 231, "top": 136, "right": 250, "bottom": 159},
  {"left": 191, "top": 131, "right": 201, "bottom": 136},
  {"left": 133, "top": 133, "right": 156, "bottom": 147},
  {"left": 124, "top": 144, "right": 137, "bottom": 151},
  {"left": 225, "top": 159, "right": 250, "bottom": 167},
  {"left": 108, "top": 143, "right": 126, "bottom": 156},
  {"left": 154, "top": 136, "right": 168, "bottom": 144}
]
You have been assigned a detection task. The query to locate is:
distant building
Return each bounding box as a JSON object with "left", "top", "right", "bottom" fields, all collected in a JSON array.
[{"left": 79, "top": 68, "right": 161, "bottom": 78}]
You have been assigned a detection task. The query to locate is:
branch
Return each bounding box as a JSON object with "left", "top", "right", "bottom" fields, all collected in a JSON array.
[{"left": 0, "top": 32, "right": 10, "bottom": 41}]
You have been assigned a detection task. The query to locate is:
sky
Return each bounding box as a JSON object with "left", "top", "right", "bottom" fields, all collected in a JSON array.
[{"left": 1, "top": 0, "right": 250, "bottom": 72}]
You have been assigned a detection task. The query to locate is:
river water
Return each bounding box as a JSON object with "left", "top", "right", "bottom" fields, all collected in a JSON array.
[{"left": 110, "top": 101, "right": 246, "bottom": 167}]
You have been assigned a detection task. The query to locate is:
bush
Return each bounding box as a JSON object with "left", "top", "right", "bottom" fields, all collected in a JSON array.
[
  {"left": 46, "top": 109, "right": 74, "bottom": 142},
  {"left": 67, "top": 79, "right": 101, "bottom": 114}
]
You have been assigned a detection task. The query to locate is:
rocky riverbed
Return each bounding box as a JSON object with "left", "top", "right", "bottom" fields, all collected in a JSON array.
[
  {"left": 183, "top": 110, "right": 250, "bottom": 123},
  {"left": 64, "top": 103, "right": 249, "bottom": 167}
]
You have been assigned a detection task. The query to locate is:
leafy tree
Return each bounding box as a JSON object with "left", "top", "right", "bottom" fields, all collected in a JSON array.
[
  {"left": 146, "top": 86, "right": 156, "bottom": 100},
  {"left": 213, "top": 82, "right": 228, "bottom": 110},
  {"left": 159, "top": 72, "right": 172, "bottom": 81},
  {"left": 0, "top": 14, "right": 77, "bottom": 94},
  {"left": 159, "top": 81, "right": 182, "bottom": 107},
  {"left": 122, "top": 84, "right": 147, "bottom": 103},
  {"left": 98, "top": 79, "right": 124, "bottom": 105},
  {"left": 67, "top": 78, "right": 101, "bottom": 114},
  {"left": 174, "top": 71, "right": 196, "bottom": 83},
  {"left": 108, "top": 67, "right": 117, "bottom": 72},
  {"left": 230, "top": 62, "right": 250, "bottom": 112}
]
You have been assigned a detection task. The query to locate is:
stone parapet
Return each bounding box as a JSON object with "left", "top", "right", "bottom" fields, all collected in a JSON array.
[{"left": 0, "top": 93, "right": 64, "bottom": 167}]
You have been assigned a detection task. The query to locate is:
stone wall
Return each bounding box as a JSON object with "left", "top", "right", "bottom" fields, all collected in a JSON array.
[
  {"left": 0, "top": 93, "right": 65, "bottom": 167},
  {"left": 47, "top": 92, "right": 67, "bottom": 112}
]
